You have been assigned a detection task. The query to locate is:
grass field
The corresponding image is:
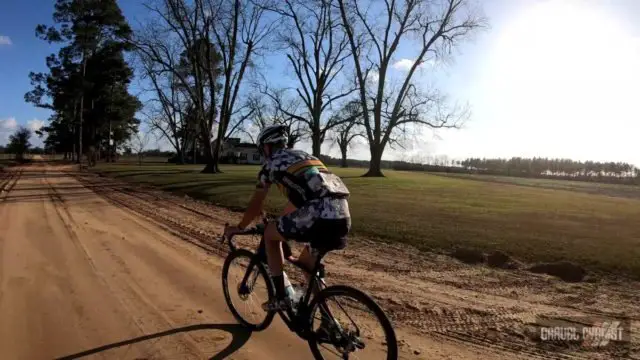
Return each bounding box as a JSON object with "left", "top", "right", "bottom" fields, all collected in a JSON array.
[
  {"left": 436, "top": 172, "right": 640, "bottom": 199},
  {"left": 92, "top": 162, "right": 640, "bottom": 278}
]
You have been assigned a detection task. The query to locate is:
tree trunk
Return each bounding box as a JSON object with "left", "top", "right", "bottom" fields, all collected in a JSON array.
[
  {"left": 178, "top": 149, "right": 185, "bottom": 165},
  {"left": 201, "top": 139, "right": 221, "bottom": 173},
  {"left": 78, "top": 54, "right": 87, "bottom": 165},
  {"left": 193, "top": 136, "right": 197, "bottom": 164},
  {"left": 287, "top": 136, "right": 297, "bottom": 149},
  {"left": 312, "top": 138, "right": 322, "bottom": 157},
  {"left": 340, "top": 144, "right": 348, "bottom": 168},
  {"left": 363, "top": 145, "right": 384, "bottom": 177},
  {"left": 311, "top": 130, "right": 322, "bottom": 157}
]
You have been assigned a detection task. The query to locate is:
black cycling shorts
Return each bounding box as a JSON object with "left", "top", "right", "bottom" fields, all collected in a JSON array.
[{"left": 276, "top": 197, "right": 351, "bottom": 253}]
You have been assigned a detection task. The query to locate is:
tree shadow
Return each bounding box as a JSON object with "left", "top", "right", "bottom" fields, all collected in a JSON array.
[
  {"left": 161, "top": 179, "right": 255, "bottom": 193},
  {"left": 54, "top": 323, "right": 253, "bottom": 360},
  {"left": 0, "top": 191, "right": 97, "bottom": 204},
  {"left": 110, "top": 170, "right": 200, "bottom": 178}
]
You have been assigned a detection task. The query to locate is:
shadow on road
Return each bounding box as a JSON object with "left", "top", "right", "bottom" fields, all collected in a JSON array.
[{"left": 54, "top": 323, "right": 253, "bottom": 360}]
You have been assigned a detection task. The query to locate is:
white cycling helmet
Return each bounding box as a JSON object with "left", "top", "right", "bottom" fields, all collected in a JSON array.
[{"left": 257, "top": 124, "right": 288, "bottom": 148}]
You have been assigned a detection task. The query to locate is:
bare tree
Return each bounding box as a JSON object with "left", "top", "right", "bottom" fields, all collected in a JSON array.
[
  {"left": 207, "top": 0, "right": 276, "bottom": 173},
  {"left": 334, "top": 120, "right": 363, "bottom": 167},
  {"left": 245, "top": 94, "right": 272, "bottom": 139},
  {"left": 244, "top": 91, "right": 306, "bottom": 148},
  {"left": 134, "top": 43, "right": 194, "bottom": 164},
  {"left": 242, "top": 94, "right": 278, "bottom": 142},
  {"left": 265, "top": 0, "right": 356, "bottom": 157},
  {"left": 132, "top": 0, "right": 269, "bottom": 173},
  {"left": 331, "top": 100, "right": 364, "bottom": 167},
  {"left": 337, "top": 0, "right": 486, "bottom": 176},
  {"left": 132, "top": 0, "right": 221, "bottom": 169},
  {"left": 130, "top": 131, "right": 151, "bottom": 165}
]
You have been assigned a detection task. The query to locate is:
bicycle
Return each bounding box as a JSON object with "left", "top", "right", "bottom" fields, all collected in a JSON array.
[{"left": 220, "top": 218, "right": 398, "bottom": 360}]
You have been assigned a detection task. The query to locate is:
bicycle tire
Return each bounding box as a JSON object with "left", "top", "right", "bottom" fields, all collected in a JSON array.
[
  {"left": 222, "top": 249, "right": 276, "bottom": 331},
  {"left": 307, "top": 285, "right": 398, "bottom": 360}
]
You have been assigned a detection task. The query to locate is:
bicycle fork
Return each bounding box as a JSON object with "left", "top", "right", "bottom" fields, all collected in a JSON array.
[{"left": 238, "top": 260, "right": 261, "bottom": 297}]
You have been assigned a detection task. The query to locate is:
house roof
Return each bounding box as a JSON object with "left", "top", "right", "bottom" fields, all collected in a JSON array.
[{"left": 216, "top": 138, "right": 258, "bottom": 149}]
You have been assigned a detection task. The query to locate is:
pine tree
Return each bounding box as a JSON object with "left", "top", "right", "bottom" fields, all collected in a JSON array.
[{"left": 25, "top": 0, "right": 140, "bottom": 163}]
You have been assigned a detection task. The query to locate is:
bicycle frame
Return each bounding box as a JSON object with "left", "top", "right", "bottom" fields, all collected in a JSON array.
[
  {"left": 278, "top": 248, "right": 329, "bottom": 339},
  {"left": 221, "top": 221, "right": 331, "bottom": 340}
]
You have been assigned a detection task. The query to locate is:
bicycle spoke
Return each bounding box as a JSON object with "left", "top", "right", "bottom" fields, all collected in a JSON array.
[
  {"left": 310, "top": 291, "right": 393, "bottom": 360},
  {"left": 318, "top": 343, "right": 344, "bottom": 357},
  {"left": 329, "top": 296, "right": 364, "bottom": 333},
  {"left": 227, "top": 255, "right": 269, "bottom": 326}
]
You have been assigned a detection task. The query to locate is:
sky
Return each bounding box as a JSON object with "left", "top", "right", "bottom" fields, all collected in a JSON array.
[{"left": 0, "top": 0, "right": 638, "bottom": 166}]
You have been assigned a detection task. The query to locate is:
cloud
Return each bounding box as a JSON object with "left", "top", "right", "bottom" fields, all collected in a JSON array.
[
  {"left": 392, "top": 58, "right": 437, "bottom": 72},
  {"left": 392, "top": 58, "right": 415, "bottom": 71},
  {"left": 0, "top": 117, "right": 18, "bottom": 145},
  {"left": 27, "top": 119, "right": 45, "bottom": 132},
  {"left": 0, "top": 117, "right": 18, "bottom": 131},
  {"left": 0, "top": 35, "right": 12, "bottom": 46},
  {"left": 367, "top": 71, "right": 379, "bottom": 84}
]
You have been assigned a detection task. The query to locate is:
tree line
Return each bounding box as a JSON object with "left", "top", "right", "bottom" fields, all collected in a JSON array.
[
  {"left": 28, "top": 0, "right": 487, "bottom": 176},
  {"left": 459, "top": 157, "right": 639, "bottom": 179},
  {"left": 318, "top": 154, "right": 640, "bottom": 185}
]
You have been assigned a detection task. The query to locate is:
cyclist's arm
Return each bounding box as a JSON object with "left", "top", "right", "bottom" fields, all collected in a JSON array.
[
  {"left": 237, "top": 165, "right": 276, "bottom": 230},
  {"left": 282, "top": 201, "right": 297, "bottom": 216},
  {"left": 238, "top": 186, "right": 269, "bottom": 229}
]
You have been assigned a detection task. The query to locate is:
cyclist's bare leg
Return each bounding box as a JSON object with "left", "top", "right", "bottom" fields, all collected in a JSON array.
[
  {"left": 264, "top": 222, "right": 285, "bottom": 275},
  {"left": 298, "top": 246, "right": 322, "bottom": 294},
  {"left": 262, "top": 222, "right": 295, "bottom": 311},
  {"left": 299, "top": 245, "right": 339, "bottom": 335}
]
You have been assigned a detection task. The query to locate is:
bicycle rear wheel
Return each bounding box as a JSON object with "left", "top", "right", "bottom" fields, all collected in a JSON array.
[
  {"left": 307, "top": 285, "right": 398, "bottom": 360},
  {"left": 222, "top": 249, "right": 275, "bottom": 331}
]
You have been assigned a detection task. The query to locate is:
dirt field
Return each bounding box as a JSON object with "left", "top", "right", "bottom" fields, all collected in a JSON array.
[{"left": 0, "top": 162, "right": 638, "bottom": 359}]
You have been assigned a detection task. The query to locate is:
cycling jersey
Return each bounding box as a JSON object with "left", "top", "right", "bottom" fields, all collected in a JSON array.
[
  {"left": 256, "top": 148, "right": 350, "bottom": 209},
  {"left": 256, "top": 148, "right": 351, "bottom": 252}
]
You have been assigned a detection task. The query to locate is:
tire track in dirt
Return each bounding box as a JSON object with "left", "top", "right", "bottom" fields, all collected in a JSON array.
[
  {"left": 0, "top": 167, "right": 22, "bottom": 200},
  {"left": 41, "top": 166, "right": 174, "bottom": 359},
  {"left": 336, "top": 245, "right": 638, "bottom": 359},
  {"left": 74, "top": 170, "right": 638, "bottom": 360},
  {"left": 37, "top": 165, "right": 312, "bottom": 359}
]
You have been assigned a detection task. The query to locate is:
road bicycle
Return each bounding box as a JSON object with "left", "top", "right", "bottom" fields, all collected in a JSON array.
[{"left": 220, "top": 219, "right": 398, "bottom": 359}]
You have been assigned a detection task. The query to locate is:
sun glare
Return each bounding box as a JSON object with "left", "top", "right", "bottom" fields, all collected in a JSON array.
[{"left": 483, "top": 0, "right": 639, "bottom": 162}]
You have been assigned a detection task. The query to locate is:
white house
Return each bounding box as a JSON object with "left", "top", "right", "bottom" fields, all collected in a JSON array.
[{"left": 219, "top": 138, "right": 263, "bottom": 165}]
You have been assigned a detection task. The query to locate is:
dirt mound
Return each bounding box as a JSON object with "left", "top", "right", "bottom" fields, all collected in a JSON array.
[
  {"left": 486, "top": 250, "right": 520, "bottom": 269},
  {"left": 450, "top": 248, "right": 485, "bottom": 264},
  {"left": 527, "top": 261, "right": 586, "bottom": 282}
]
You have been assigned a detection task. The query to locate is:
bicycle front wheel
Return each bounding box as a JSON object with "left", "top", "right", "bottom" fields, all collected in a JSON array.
[
  {"left": 222, "top": 249, "right": 275, "bottom": 331},
  {"left": 307, "top": 285, "right": 398, "bottom": 360}
]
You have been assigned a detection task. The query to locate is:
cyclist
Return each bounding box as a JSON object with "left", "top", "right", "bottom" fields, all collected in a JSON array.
[{"left": 223, "top": 124, "right": 351, "bottom": 313}]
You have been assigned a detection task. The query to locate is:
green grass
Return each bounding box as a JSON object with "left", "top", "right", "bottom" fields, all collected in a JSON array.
[
  {"left": 92, "top": 162, "right": 640, "bottom": 278},
  {"left": 436, "top": 172, "right": 640, "bottom": 199}
]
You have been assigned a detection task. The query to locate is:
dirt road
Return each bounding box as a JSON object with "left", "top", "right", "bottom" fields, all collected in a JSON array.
[
  {"left": 0, "top": 163, "right": 321, "bottom": 359},
  {"left": 0, "top": 162, "right": 638, "bottom": 359}
]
